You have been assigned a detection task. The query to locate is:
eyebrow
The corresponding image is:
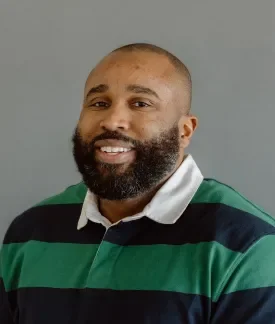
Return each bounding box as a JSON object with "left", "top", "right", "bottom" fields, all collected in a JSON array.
[
  {"left": 85, "top": 84, "right": 109, "bottom": 101},
  {"left": 126, "top": 84, "right": 160, "bottom": 99},
  {"left": 84, "top": 83, "right": 160, "bottom": 102}
]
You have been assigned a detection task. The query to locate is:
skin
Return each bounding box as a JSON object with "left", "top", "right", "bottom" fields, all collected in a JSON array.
[{"left": 77, "top": 50, "right": 198, "bottom": 223}]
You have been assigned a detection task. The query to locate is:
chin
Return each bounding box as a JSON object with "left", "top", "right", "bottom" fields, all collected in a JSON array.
[{"left": 97, "top": 161, "right": 133, "bottom": 174}]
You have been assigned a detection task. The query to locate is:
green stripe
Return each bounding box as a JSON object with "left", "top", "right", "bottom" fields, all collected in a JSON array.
[
  {"left": 2, "top": 240, "right": 240, "bottom": 299},
  {"left": 34, "top": 179, "right": 275, "bottom": 227},
  {"left": 192, "top": 179, "right": 275, "bottom": 226},
  {"left": 1, "top": 242, "right": 100, "bottom": 291},
  {"left": 3, "top": 238, "right": 274, "bottom": 300},
  {"left": 0, "top": 251, "right": 3, "bottom": 279},
  {"left": 35, "top": 182, "right": 87, "bottom": 207},
  {"left": 218, "top": 235, "right": 275, "bottom": 298}
]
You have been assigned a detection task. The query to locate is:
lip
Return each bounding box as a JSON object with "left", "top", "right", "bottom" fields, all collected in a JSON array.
[
  {"left": 95, "top": 148, "right": 136, "bottom": 164},
  {"left": 95, "top": 139, "right": 134, "bottom": 149}
]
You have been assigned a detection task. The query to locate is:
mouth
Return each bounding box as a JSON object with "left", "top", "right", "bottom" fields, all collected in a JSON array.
[{"left": 95, "top": 146, "right": 136, "bottom": 164}]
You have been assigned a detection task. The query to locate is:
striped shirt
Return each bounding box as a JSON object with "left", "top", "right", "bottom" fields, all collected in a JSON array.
[{"left": 1, "top": 156, "right": 275, "bottom": 323}]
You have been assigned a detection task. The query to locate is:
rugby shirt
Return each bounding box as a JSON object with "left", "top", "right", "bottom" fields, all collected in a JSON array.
[{"left": 1, "top": 157, "right": 275, "bottom": 323}]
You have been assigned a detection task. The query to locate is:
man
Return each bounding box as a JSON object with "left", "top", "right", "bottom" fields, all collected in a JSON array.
[{"left": 0, "top": 43, "right": 274, "bottom": 324}]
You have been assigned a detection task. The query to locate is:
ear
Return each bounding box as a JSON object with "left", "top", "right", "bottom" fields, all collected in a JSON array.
[{"left": 179, "top": 114, "right": 198, "bottom": 149}]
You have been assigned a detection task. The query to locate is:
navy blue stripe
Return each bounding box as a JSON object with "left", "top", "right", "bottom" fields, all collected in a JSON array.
[
  {"left": 0, "top": 278, "right": 14, "bottom": 324},
  {"left": 8, "top": 287, "right": 211, "bottom": 324},
  {"left": 3, "top": 204, "right": 105, "bottom": 244},
  {"left": 94, "top": 202, "right": 275, "bottom": 252},
  {"left": 6, "top": 286, "right": 275, "bottom": 323},
  {"left": 211, "top": 287, "right": 275, "bottom": 323},
  {"left": 4, "top": 203, "right": 275, "bottom": 252}
]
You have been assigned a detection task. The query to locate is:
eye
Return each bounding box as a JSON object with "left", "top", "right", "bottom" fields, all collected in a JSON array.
[
  {"left": 132, "top": 101, "right": 150, "bottom": 108},
  {"left": 88, "top": 101, "right": 109, "bottom": 108}
]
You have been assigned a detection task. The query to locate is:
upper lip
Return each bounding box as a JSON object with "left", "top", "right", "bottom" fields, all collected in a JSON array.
[{"left": 95, "top": 139, "right": 134, "bottom": 149}]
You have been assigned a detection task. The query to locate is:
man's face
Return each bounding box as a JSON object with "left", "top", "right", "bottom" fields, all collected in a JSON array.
[{"left": 73, "top": 51, "right": 190, "bottom": 200}]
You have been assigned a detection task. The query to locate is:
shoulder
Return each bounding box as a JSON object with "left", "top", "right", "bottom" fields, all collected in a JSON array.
[
  {"left": 2, "top": 182, "right": 88, "bottom": 244},
  {"left": 189, "top": 178, "right": 275, "bottom": 252},
  {"left": 192, "top": 178, "right": 275, "bottom": 226},
  {"left": 34, "top": 181, "right": 87, "bottom": 207}
]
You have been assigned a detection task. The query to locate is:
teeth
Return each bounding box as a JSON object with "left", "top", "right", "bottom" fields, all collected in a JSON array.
[{"left": 100, "top": 146, "right": 131, "bottom": 153}]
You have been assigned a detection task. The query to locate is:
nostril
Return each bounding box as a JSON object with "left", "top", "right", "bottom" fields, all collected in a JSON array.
[{"left": 100, "top": 121, "right": 128, "bottom": 132}]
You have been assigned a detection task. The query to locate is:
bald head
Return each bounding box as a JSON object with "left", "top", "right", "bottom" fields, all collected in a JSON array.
[
  {"left": 85, "top": 43, "right": 192, "bottom": 113},
  {"left": 113, "top": 43, "right": 192, "bottom": 98}
]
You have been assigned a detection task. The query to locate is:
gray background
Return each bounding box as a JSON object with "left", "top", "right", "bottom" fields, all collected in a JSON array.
[{"left": 0, "top": 0, "right": 274, "bottom": 240}]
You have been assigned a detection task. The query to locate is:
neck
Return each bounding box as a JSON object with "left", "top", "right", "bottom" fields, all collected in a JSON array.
[{"left": 98, "top": 155, "right": 185, "bottom": 223}]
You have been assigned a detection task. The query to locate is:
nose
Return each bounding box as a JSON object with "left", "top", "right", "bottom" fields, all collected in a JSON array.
[{"left": 99, "top": 105, "right": 130, "bottom": 132}]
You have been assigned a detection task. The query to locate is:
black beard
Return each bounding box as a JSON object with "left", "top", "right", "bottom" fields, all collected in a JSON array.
[{"left": 72, "top": 126, "right": 180, "bottom": 200}]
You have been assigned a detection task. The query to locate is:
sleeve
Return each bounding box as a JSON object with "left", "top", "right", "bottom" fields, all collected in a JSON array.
[
  {"left": 0, "top": 247, "right": 15, "bottom": 324},
  {"left": 210, "top": 234, "right": 275, "bottom": 323}
]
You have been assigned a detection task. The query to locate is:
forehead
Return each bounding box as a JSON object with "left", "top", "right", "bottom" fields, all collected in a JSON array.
[{"left": 84, "top": 52, "right": 178, "bottom": 97}]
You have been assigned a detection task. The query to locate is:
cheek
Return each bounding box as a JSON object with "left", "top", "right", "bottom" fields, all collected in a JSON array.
[
  {"left": 132, "top": 114, "right": 169, "bottom": 140},
  {"left": 77, "top": 112, "right": 99, "bottom": 140}
]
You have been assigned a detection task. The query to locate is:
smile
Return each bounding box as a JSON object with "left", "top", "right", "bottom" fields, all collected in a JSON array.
[
  {"left": 95, "top": 147, "right": 136, "bottom": 164},
  {"left": 100, "top": 146, "right": 132, "bottom": 153}
]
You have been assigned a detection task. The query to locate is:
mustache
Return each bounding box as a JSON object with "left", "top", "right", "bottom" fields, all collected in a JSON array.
[{"left": 78, "top": 130, "right": 141, "bottom": 149}]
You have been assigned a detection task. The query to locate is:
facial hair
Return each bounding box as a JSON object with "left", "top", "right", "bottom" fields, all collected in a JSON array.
[{"left": 72, "top": 126, "right": 180, "bottom": 200}]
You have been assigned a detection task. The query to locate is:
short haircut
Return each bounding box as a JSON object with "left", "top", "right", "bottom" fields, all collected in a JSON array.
[{"left": 112, "top": 43, "right": 192, "bottom": 112}]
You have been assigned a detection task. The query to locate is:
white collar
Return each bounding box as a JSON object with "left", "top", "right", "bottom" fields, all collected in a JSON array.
[{"left": 77, "top": 154, "right": 203, "bottom": 230}]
